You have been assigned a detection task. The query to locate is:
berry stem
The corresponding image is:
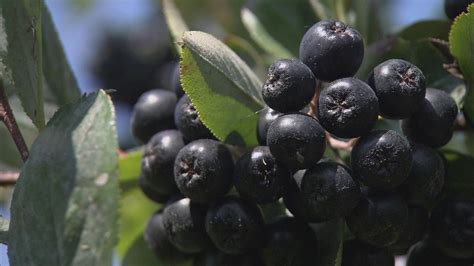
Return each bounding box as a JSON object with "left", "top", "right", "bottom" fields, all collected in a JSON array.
[
  {"left": 0, "top": 79, "right": 29, "bottom": 162},
  {"left": 326, "top": 132, "right": 357, "bottom": 152},
  {"left": 309, "top": 80, "right": 322, "bottom": 116},
  {"left": 0, "top": 171, "right": 19, "bottom": 186}
]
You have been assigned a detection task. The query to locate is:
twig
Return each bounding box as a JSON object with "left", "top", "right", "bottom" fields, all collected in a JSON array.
[
  {"left": 0, "top": 171, "right": 20, "bottom": 186},
  {"left": 0, "top": 79, "right": 29, "bottom": 162},
  {"left": 308, "top": 80, "right": 322, "bottom": 117},
  {"left": 326, "top": 132, "right": 357, "bottom": 152}
]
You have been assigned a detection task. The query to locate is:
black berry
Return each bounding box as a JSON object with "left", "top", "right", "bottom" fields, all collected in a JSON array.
[
  {"left": 317, "top": 77, "right": 379, "bottom": 138},
  {"left": 194, "top": 250, "right": 263, "bottom": 266},
  {"left": 130, "top": 89, "right": 177, "bottom": 143},
  {"left": 299, "top": 20, "right": 364, "bottom": 81},
  {"left": 262, "top": 59, "right": 316, "bottom": 112},
  {"left": 138, "top": 175, "right": 171, "bottom": 203},
  {"left": 233, "top": 146, "right": 291, "bottom": 204},
  {"left": 407, "top": 240, "right": 474, "bottom": 266},
  {"left": 267, "top": 113, "right": 326, "bottom": 170},
  {"left": 141, "top": 130, "right": 184, "bottom": 196},
  {"left": 161, "top": 198, "right": 211, "bottom": 253},
  {"left": 444, "top": 0, "right": 474, "bottom": 20},
  {"left": 205, "top": 196, "right": 265, "bottom": 254},
  {"left": 283, "top": 170, "right": 322, "bottom": 222},
  {"left": 401, "top": 88, "right": 458, "bottom": 148},
  {"left": 174, "top": 139, "right": 234, "bottom": 203},
  {"left": 351, "top": 130, "right": 412, "bottom": 190},
  {"left": 174, "top": 95, "right": 214, "bottom": 141},
  {"left": 257, "top": 107, "right": 281, "bottom": 145},
  {"left": 368, "top": 59, "right": 426, "bottom": 119},
  {"left": 300, "top": 161, "right": 361, "bottom": 222},
  {"left": 386, "top": 206, "right": 429, "bottom": 254},
  {"left": 342, "top": 239, "right": 394, "bottom": 266}
]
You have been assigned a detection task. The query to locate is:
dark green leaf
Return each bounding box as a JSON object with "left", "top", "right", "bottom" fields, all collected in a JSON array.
[
  {"left": 311, "top": 219, "right": 344, "bottom": 266},
  {"left": 0, "top": 0, "right": 45, "bottom": 129},
  {"left": 180, "top": 31, "right": 264, "bottom": 147},
  {"left": 41, "top": 1, "right": 80, "bottom": 105},
  {"left": 398, "top": 20, "right": 451, "bottom": 41},
  {"left": 224, "top": 35, "right": 266, "bottom": 77},
  {"left": 8, "top": 91, "right": 119, "bottom": 266},
  {"left": 0, "top": 216, "right": 8, "bottom": 245},
  {"left": 353, "top": 0, "right": 383, "bottom": 44},
  {"left": 442, "top": 150, "right": 474, "bottom": 199},
  {"left": 118, "top": 187, "right": 158, "bottom": 256},
  {"left": 450, "top": 4, "right": 474, "bottom": 124},
  {"left": 161, "top": 0, "right": 189, "bottom": 55}
]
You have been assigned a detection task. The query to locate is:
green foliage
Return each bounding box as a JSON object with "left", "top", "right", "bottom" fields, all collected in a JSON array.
[
  {"left": 0, "top": 216, "right": 8, "bottom": 245},
  {"left": 180, "top": 31, "right": 264, "bottom": 147},
  {"left": 161, "top": 0, "right": 189, "bottom": 55},
  {"left": 0, "top": 0, "right": 45, "bottom": 129},
  {"left": 398, "top": 20, "right": 451, "bottom": 41},
  {"left": 450, "top": 4, "right": 474, "bottom": 124},
  {"left": 8, "top": 91, "right": 119, "bottom": 266},
  {"left": 118, "top": 149, "right": 143, "bottom": 191},
  {"left": 442, "top": 150, "right": 474, "bottom": 199}
]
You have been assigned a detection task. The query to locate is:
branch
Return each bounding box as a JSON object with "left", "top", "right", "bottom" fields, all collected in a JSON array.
[
  {"left": 308, "top": 80, "right": 322, "bottom": 117},
  {"left": 326, "top": 132, "right": 357, "bottom": 152},
  {"left": 0, "top": 171, "right": 20, "bottom": 186},
  {"left": 0, "top": 79, "right": 29, "bottom": 162}
]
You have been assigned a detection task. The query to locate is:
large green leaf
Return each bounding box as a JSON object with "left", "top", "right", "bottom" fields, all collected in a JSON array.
[
  {"left": 8, "top": 91, "right": 119, "bottom": 266},
  {"left": 0, "top": 0, "right": 45, "bottom": 129},
  {"left": 398, "top": 20, "right": 451, "bottom": 41},
  {"left": 117, "top": 187, "right": 158, "bottom": 257},
  {"left": 180, "top": 31, "right": 264, "bottom": 147},
  {"left": 0, "top": 216, "right": 8, "bottom": 245},
  {"left": 311, "top": 219, "right": 344, "bottom": 266},
  {"left": 450, "top": 4, "right": 474, "bottom": 124},
  {"left": 161, "top": 0, "right": 189, "bottom": 55},
  {"left": 41, "top": 1, "right": 80, "bottom": 105},
  {"left": 119, "top": 149, "right": 143, "bottom": 191},
  {"left": 241, "top": 7, "right": 294, "bottom": 59},
  {"left": 442, "top": 150, "right": 474, "bottom": 199}
]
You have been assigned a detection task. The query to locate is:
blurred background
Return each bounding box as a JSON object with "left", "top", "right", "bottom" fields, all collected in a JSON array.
[{"left": 0, "top": 0, "right": 448, "bottom": 265}]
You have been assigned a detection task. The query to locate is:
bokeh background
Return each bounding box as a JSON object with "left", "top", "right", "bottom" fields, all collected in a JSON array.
[{"left": 0, "top": 0, "right": 449, "bottom": 265}]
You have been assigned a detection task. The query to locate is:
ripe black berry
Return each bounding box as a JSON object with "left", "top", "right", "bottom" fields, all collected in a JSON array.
[
  {"left": 386, "top": 206, "right": 428, "bottom": 254},
  {"left": 317, "top": 77, "right": 379, "bottom": 138},
  {"left": 430, "top": 199, "right": 474, "bottom": 258},
  {"left": 174, "top": 95, "right": 214, "bottom": 141},
  {"left": 262, "top": 59, "right": 316, "bottom": 112},
  {"left": 401, "top": 88, "right": 458, "bottom": 148},
  {"left": 407, "top": 240, "right": 474, "bottom": 266},
  {"left": 351, "top": 130, "right": 412, "bottom": 190},
  {"left": 283, "top": 170, "right": 321, "bottom": 222},
  {"left": 174, "top": 139, "right": 233, "bottom": 203},
  {"left": 346, "top": 191, "right": 409, "bottom": 247},
  {"left": 300, "top": 161, "right": 361, "bottom": 222},
  {"left": 141, "top": 130, "right": 184, "bottom": 196},
  {"left": 233, "top": 146, "right": 291, "bottom": 204},
  {"left": 144, "top": 211, "right": 191, "bottom": 263},
  {"left": 194, "top": 250, "right": 263, "bottom": 266},
  {"left": 299, "top": 20, "right": 364, "bottom": 81},
  {"left": 130, "top": 89, "right": 177, "bottom": 143},
  {"left": 401, "top": 143, "right": 445, "bottom": 209},
  {"left": 368, "top": 59, "right": 426, "bottom": 119},
  {"left": 262, "top": 216, "right": 318, "bottom": 266},
  {"left": 257, "top": 107, "right": 281, "bottom": 145},
  {"left": 205, "top": 196, "right": 265, "bottom": 254},
  {"left": 138, "top": 175, "right": 171, "bottom": 203},
  {"left": 444, "top": 0, "right": 474, "bottom": 20},
  {"left": 161, "top": 198, "right": 211, "bottom": 253},
  {"left": 342, "top": 239, "right": 394, "bottom": 266},
  {"left": 267, "top": 113, "right": 326, "bottom": 170}
]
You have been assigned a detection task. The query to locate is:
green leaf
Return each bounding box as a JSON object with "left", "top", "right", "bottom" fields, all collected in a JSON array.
[
  {"left": 398, "top": 20, "right": 451, "bottom": 41},
  {"left": 161, "top": 0, "right": 189, "bottom": 55},
  {"left": 442, "top": 150, "right": 474, "bottom": 199},
  {"left": 0, "top": 216, "right": 8, "bottom": 245},
  {"left": 118, "top": 187, "right": 159, "bottom": 257},
  {"left": 309, "top": 0, "right": 332, "bottom": 20},
  {"left": 224, "top": 35, "right": 266, "bottom": 77},
  {"left": 180, "top": 31, "right": 264, "bottom": 147},
  {"left": 119, "top": 149, "right": 143, "bottom": 191},
  {"left": 241, "top": 7, "right": 294, "bottom": 59},
  {"left": 8, "top": 91, "right": 119, "bottom": 266},
  {"left": 353, "top": 0, "right": 383, "bottom": 44},
  {"left": 0, "top": 0, "right": 45, "bottom": 129},
  {"left": 41, "top": 1, "right": 80, "bottom": 105},
  {"left": 450, "top": 4, "right": 474, "bottom": 124},
  {"left": 311, "top": 219, "right": 344, "bottom": 266}
]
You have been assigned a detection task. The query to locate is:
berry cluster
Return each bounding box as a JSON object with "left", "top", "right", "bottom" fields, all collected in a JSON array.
[{"left": 131, "top": 18, "right": 474, "bottom": 266}]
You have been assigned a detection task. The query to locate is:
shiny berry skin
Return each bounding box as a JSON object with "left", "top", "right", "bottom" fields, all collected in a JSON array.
[
  {"left": 174, "top": 139, "right": 234, "bottom": 203},
  {"left": 317, "top": 77, "right": 379, "bottom": 138},
  {"left": 299, "top": 20, "right": 364, "bottom": 81},
  {"left": 161, "top": 198, "right": 211, "bottom": 254},
  {"left": 262, "top": 59, "right": 316, "bottom": 112},
  {"left": 141, "top": 130, "right": 184, "bottom": 196},
  {"left": 386, "top": 206, "right": 429, "bottom": 254},
  {"left": 368, "top": 59, "right": 426, "bottom": 119},
  {"left": 257, "top": 107, "right": 281, "bottom": 145},
  {"left": 267, "top": 113, "right": 326, "bottom": 170},
  {"left": 205, "top": 196, "right": 265, "bottom": 255},
  {"left": 233, "top": 146, "right": 291, "bottom": 204},
  {"left": 342, "top": 239, "right": 394, "bottom": 266},
  {"left": 402, "top": 88, "right": 458, "bottom": 148},
  {"left": 174, "top": 95, "right": 214, "bottom": 141},
  {"left": 138, "top": 175, "right": 171, "bottom": 204},
  {"left": 430, "top": 199, "right": 474, "bottom": 258},
  {"left": 300, "top": 161, "right": 361, "bottom": 222},
  {"left": 351, "top": 130, "right": 412, "bottom": 190},
  {"left": 283, "top": 170, "right": 321, "bottom": 222},
  {"left": 444, "top": 0, "right": 474, "bottom": 20},
  {"left": 130, "top": 89, "right": 177, "bottom": 143}
]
